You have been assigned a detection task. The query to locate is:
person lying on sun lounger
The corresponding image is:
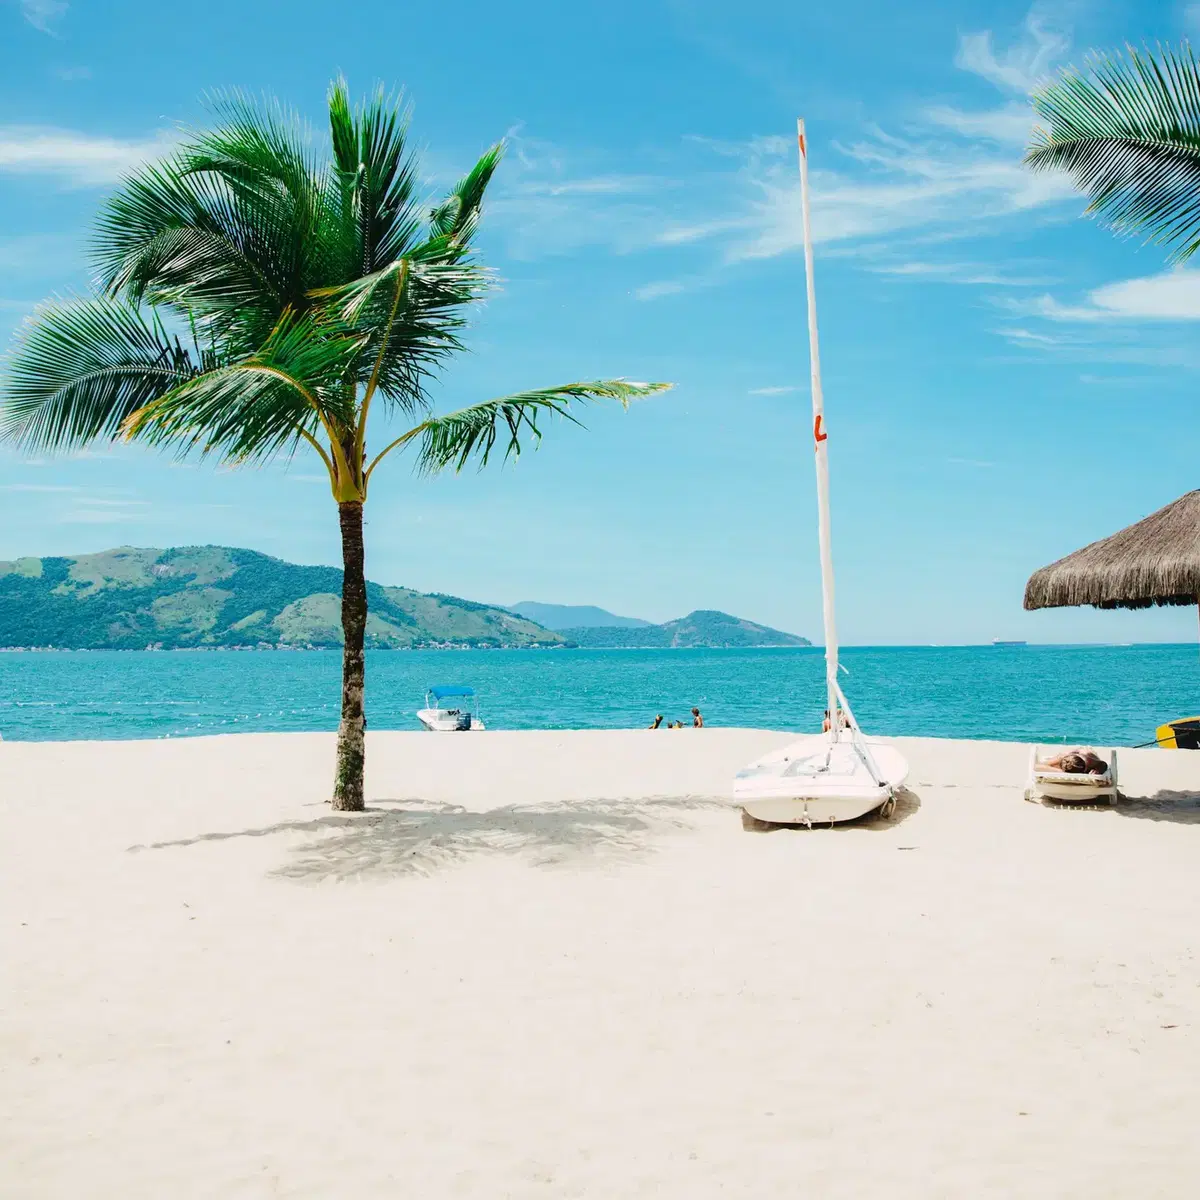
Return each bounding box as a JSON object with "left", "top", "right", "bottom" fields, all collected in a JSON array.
[{"left": 1039, "top": 749, "right": 1109, "bottom": 775}]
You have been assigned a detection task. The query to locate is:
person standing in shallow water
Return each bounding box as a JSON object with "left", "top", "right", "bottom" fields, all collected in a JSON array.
[{"left": 692, "top": 707, "right": 704, "bottom": 728}]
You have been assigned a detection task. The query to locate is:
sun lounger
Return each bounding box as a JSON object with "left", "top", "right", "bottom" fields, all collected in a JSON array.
[{"left": 1025, "top": 746, "right": 1119, "bottom": 805}]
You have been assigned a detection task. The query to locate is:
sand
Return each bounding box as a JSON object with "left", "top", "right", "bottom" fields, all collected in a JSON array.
[{"left": 4, "top": 729, "right": 1200, "bottom": 1198}]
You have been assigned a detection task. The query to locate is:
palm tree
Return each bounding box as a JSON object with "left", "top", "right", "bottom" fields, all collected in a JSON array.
[
  {"left": 0, "top": 81, "right": 669, "bottom": 810},
  {"left": 1026, "top": 43, "right": 1200, "bottom": 261}
]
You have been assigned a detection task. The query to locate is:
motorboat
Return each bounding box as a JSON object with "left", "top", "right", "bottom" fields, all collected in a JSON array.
[
  {"left": 733, "top": 118, "right": 909, "bottom": 826},
  {"left": 1155, "top": 717, "right": 1200, "bottom": 748},
  {"left": 416, "top": 685, "right": 485, "bottom": 731}
]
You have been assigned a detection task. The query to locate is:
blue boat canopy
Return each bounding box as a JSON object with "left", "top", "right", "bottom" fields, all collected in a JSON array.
[{"left": 429, "top": 685, "right": 475, "bottom": 700}]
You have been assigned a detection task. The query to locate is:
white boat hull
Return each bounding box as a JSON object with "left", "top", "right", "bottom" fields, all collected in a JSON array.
[
  {"left": 416, "top": 708, "right": 485, "bottom": 732},
  {"left": 734, "top": 734, "right": 908, "bottom": 825}
]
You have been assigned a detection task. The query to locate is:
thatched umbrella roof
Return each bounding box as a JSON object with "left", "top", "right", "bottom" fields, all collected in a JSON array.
[{"left": 1025, "top": 490, "right": 1200, "bottom": 611}]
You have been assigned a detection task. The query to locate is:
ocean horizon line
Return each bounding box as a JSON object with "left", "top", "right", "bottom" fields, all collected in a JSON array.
[{"left": 0, "top": 641, "right": 1195, "bottom": 653}]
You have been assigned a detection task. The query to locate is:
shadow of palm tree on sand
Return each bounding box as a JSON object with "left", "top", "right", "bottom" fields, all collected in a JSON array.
[
  {"left": 276, "top": 795, "right": 735, "bottom": 881},
  {"left": 131, "top": 795, "right": 731, "bottom": 882}
]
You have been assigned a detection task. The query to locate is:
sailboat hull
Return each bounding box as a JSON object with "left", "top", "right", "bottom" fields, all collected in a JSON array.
[{"left": 734, "top": 735, "right": 909, "bottom": 825}]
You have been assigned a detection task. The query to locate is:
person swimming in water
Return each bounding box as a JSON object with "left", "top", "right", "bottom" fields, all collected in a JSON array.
[
  {"left": 692, "top": 707, "right": 704, "bottom": 728},
  {"left": 648, "top": 714, "right": 664, "bottom": 730}
]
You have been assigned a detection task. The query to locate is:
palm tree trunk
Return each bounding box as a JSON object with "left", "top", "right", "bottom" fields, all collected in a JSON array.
[{"left": 332, "top": 499, "right": 367, "bottom": 811}]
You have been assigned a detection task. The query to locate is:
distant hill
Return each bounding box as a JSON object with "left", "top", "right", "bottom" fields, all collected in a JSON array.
[
  {"left": 564, "top": 610, "right": 810, "bottom": 649},
  {"left": 508, "top": 601, "right": 650, "bottom": 630},
  {"left": 0, "top": 546, "right": 564, "bottom": 650}
]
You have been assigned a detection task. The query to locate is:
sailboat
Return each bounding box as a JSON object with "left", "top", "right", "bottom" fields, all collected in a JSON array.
[{"left": 733, "top": 119, "right": 909, "bottom": 827}]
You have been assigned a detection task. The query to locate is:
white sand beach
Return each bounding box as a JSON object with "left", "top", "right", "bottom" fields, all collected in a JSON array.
[{"left": 4, "top": 729, "right": 1200, "bottom": 1197}]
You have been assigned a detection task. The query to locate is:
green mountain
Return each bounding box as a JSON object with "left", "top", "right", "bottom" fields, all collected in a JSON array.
[
  {"left": 0, "top": 546, "right": 564, "bottom": 650},
  {"left": 508, "top": 601, "right": 651, "bottom": 630},
  {"left": 562, "top": 610, "right": 810, "bottom": 649}
]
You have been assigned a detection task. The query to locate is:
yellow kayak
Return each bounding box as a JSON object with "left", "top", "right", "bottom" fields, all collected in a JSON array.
[{"left": 1155, "top": 717, "right": 1200, "bottom": 749}]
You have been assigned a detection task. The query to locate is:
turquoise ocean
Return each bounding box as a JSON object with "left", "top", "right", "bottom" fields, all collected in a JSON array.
[{"left": 0, "top": 644, "right": 1196, "bottom": 745}]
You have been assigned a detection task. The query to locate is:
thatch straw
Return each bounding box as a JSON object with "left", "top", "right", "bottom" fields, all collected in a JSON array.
[{"left": 1024, "top": 490, "right": 1200, "bottom": 611}]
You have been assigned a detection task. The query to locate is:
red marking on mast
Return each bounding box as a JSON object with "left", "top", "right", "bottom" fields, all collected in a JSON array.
[
  {"left": 798, "top": 131, "right": 807, "bottom": 158},
  {"left": 814, "top": 414, "right": 827, "bottom": 445}
]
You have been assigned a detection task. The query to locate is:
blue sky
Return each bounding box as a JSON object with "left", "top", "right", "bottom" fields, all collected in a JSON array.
[{"left": 2, "top": 0, "right": 1200, "bottom": 644}]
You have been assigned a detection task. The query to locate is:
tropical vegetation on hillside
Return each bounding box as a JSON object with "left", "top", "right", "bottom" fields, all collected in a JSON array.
[
  {"left": 0, "top": 546, "right": 564, "bottom": 650},
  {"left": 1026, "top": 43, "right": 1200, "bottom": 260},
  {"left": 0, "top": 81, "right": 668, "bottom": 809},
  {"left": 563, "top": 610, "right": 810, "bottom": 649}
]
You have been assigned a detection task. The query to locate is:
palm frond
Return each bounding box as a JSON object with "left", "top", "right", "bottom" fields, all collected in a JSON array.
[
  {"left": 325, "top": 78, "right": 425, "bottom": 276},
  {"left": 429, "top": 142, "right": 504, "bottom": 250},
  {"left": 96, "top": 159, "right": 270, "bottom": 305},
  {"left": 1026, "top": 43, "right": 1200, "bottom": 259},
  {"left": 0, "top": 298, "right": 198, "bottom": 451},
  {"left": 193, "top": 88, "right": 319, "bottom": 202},
  {"left": 368, "top": 379, "right": 671, "bottom": 478},
  {"left": 313, "top": 253, "right": 492, "bottom": 413},
  {"left": 95, "top": 93, "right": 327, "bottom": 335},
  {"left": 125, "top": 311, "right": 364, "bottom": 464},
  {"left": 3, "top": 78, "right": 672, "bottom": 490}
]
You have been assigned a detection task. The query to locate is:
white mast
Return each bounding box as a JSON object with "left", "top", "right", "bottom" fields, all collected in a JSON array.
[
  {"left": 730, "top": 121, "right": 908, "bottom": 825},
  {"left": 796, "top": 118, "right": 840, "bottom": 739}
]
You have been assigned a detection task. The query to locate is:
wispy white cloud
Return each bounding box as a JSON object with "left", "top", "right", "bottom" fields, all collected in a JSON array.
[
  {"left": 59, "top": 494, "right": 146, "bottom": 523},
  {"left": 4, "top": 446, "right": 114, "bottom": 466},
  {"left": 656, "top": 217, "right": 747, "bottom": 246},
  {"left": 488, "top": 135, "right": 677, "bottom": 258},
  {"left": 995, "top": 326, "right": 1069, "bottom": 346},
  {"left": 531, "top": 175, "right": 661, "bottom": 197},
  {"left": 992, "top": 318, "right": 1200, "bottom": 369},
  {"left": 0, "top": 483, "right": 80, "bottom": 493},
  {"left": 488, "top": 7, "right": 1076, "bottom": 285},
  {"left": 20, "top": 0, "right": 67, "bottom": 35},
  {"left": 53, "top": 66, "right": 91, "bottom": 82},
  {"left": 1077, "top": 373, "right": 1152, "bottom": 387},
  {"left": 634, "top": 280, "right": 688, "bottom": 301},
  {"left": 1020, "top": 270, "right": 1200, "bottom": 322},
  {"left": 749, "top": 386, "right": 798, "bottom": 396},
  {"left": 0, "top": 126, "right": 175, "bottom": 186},
  {"left": 647, "top": 11, "right": 1075, "bottom": 264},
  {"left": 954, "top": 10, "right": 1069, "bottom": 94},
  {"left": 61, "top": 509, "right": 137, "bottom": 524},
  {"left": 700, "top": 129, "right": 1075, "bottom": 264},
  {"left": 866, "top": 259, "right": 1055, "bottom": 286},
  {"left": 922, "top": 104, "right": 1035, "bottom": 147}
]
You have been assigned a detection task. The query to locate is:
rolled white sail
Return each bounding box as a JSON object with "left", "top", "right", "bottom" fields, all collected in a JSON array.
[
  {"left": 797, "top": 117, "right": 839, "bottom": 734},
  {"left": 732, "top": 119, "right": 908, "bottom": 826}
]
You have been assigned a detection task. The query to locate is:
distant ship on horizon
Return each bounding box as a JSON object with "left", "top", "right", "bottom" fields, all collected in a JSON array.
[{"left": 992, "top": 639, "right": 1028, "bottom": 647}]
